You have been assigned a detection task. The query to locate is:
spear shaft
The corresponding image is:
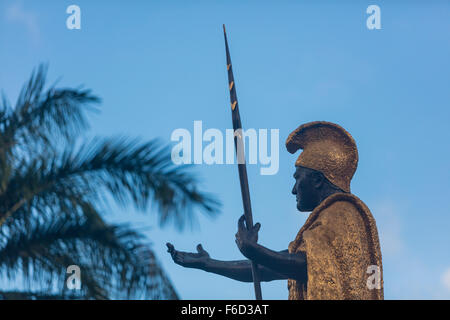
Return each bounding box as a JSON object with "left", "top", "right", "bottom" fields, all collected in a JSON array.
[{"left": 223, "top": 25, "right": 262, "bottom": 300}]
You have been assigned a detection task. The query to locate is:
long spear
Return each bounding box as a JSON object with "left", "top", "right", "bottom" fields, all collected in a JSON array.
[{"left": 223, "top": 25, "right": 262, "bottom": 300}]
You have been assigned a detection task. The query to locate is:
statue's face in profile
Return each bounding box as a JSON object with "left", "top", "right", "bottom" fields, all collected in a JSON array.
[{"left": 292, "top": 166, "right": 320, "bottom": 212}]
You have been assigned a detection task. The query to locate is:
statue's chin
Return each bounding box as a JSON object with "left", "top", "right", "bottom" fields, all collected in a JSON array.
[{"left": 297, "top": 202, "right": 312, "bottom": 212}]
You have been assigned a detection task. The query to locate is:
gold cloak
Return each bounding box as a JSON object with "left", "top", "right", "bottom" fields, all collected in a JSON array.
[{"left": 288, "top": 192, "right": 384, "bottom": 300}]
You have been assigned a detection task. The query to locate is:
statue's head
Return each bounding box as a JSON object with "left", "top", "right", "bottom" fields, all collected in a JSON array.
[
  {"left": 292, "top": 165, "right": 344, "bottom": 211},
  {"left": 286, "top": 121, "right": 358, "bottom": 212}
]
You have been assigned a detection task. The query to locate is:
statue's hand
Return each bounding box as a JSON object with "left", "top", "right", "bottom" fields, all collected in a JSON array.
[
  {"left": 235, "top": 214, "right": 261, "bottom": 259},
  {"left": 166, "top": 243, "right": 210, "bottom": 269}
]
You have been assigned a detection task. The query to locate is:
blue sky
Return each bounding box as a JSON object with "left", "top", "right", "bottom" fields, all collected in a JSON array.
[{"left": 1, "top": 0, "right": 449, "bottom": 299}]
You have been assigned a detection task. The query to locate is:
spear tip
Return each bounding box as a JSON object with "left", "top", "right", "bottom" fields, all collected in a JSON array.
[{"left": 223, "top": 24, "right": 226, "bottom": 34}]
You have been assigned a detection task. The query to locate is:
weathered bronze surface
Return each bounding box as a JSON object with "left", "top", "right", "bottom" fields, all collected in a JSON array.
[
  {"left": 286, "top": 121, "right": 358, "bottom": 193},
  {"left": 288, "top": 192, "right": 383, "bottom": 299},
  {"left": 167, "top": 121, "right": 384, "bottom": 300}
]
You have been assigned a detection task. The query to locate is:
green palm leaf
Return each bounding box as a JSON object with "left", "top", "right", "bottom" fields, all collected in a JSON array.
[{"left": 0, "top": 64, "right": 220, "bottom": 299}]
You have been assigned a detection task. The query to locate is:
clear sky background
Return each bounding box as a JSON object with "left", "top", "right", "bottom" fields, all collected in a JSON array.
[{"left": 1, "top": 0, "right": 449, "bottom": 299}]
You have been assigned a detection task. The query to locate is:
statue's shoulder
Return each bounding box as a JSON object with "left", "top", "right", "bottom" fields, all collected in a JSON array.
[
  {"left": 290, "top": 193, "right": 377, "bottom": 253},
  {"left": 319, "top": 192, "right": 371, "bottom": 213},
  {"left": 313, "top": 193, "right": 375, "bottom": 227}
]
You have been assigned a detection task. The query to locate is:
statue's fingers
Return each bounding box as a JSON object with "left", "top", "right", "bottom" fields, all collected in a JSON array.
[
  {"left": 254, "top": 222, "right": 261, "bottom": 232},
  {"left": 238, "top": 214, "right": 246, "bottom": 230},
  {"left": 176, "top": 251, "right": 183, "bottom": 260},
  {"left": 166, "top": 242, "right": 174, "bottom": 253},
  {"left": 175, "top": 251, "right": 187, "bottom": 264},
  {"left": 197, "top": 244, "right": 205, "bottom": 254},
  {"left": 235, "top": 238, "right": 244, "bottom": 252}
]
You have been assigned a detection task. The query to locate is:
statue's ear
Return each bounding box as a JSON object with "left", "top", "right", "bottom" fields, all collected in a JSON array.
[{"left": 312, "top": 171, "right": 325, "bottom": 189}]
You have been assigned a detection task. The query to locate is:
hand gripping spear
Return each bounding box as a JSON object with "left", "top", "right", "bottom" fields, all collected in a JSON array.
[{"left": 223, "top": 25, "right": 263, "bottom": 300}]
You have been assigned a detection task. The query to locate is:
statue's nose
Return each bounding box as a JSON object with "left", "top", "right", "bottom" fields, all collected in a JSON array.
[{"left": 292, "top": 185, "right": 297, "bottom": 195}]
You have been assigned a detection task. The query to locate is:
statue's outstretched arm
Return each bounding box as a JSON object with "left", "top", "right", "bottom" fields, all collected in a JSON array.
[
  {"left": 166, "top": 243, "right": 288, "bottom": 283},
  {"left": 241, "top": 246, "right": 307, "bottom": 282}
]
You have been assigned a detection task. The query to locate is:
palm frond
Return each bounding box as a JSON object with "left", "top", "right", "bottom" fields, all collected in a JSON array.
[
  {"left": 0, "top": 64, "right": 219, "bottom": 299},
  {"left": 0, "top": 209, "right": 178, "bottom": 299},
  {"left": 0, "top": 64, "right": 100, "bottom": 157},
  {"left": 0, "top": 137, "right": 220, "bottom": 230}
]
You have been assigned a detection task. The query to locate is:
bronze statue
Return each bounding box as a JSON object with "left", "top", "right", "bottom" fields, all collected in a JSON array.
[{"left": 167, "top": 121, "right": 384, "bottom": 300}]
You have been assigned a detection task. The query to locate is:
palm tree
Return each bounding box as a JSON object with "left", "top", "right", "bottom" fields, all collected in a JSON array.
[{"left": 0, "top": 65, "right": 220, "bottom": 299}]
